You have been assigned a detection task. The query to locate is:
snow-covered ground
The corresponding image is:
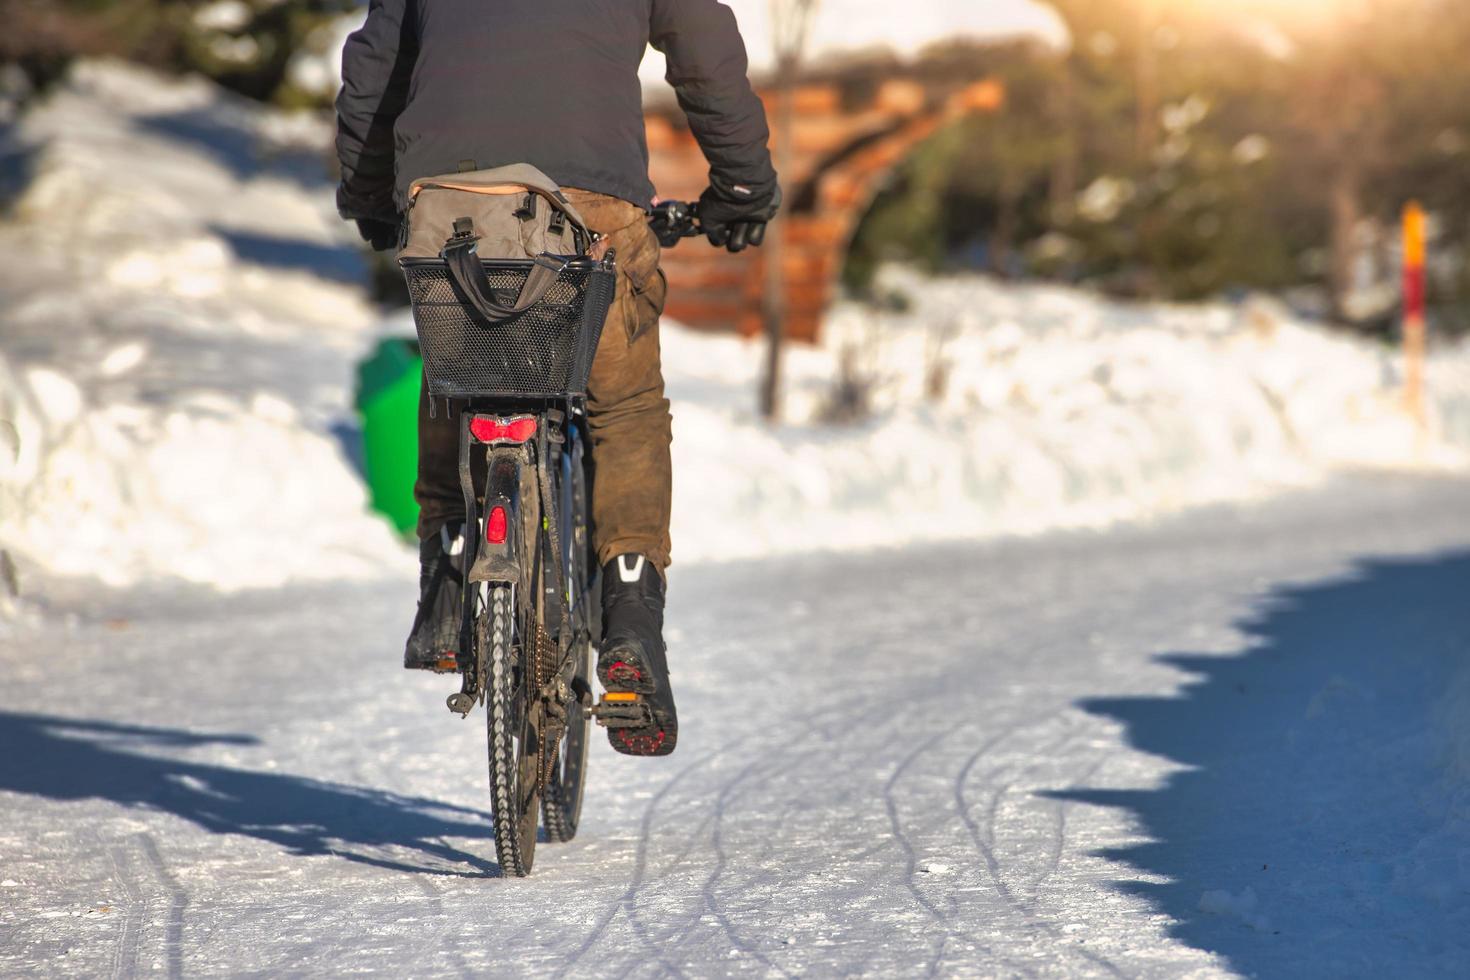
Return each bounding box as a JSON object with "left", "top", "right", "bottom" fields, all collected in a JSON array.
[
  {"left": 2, "top": 473, "right": 1467, "bottom": 977},
  {"left": 4, "top": 62, "right": 1469, "bottom": 594}
]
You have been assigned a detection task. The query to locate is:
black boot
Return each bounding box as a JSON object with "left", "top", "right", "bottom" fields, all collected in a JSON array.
[
  {"left": 598, "top": 554, "right": 677, "bottom": 756},
  {"left": 404, "top": 522, "right": 465, "bottom": 671}
]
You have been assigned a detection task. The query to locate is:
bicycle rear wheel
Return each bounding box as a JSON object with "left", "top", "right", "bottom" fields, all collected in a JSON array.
[
  {"left": 541, "top": 640, "right": 590, "bottom": 841},
  {"left": 483, "top": 582, "right": 539, "bottom": 877}
]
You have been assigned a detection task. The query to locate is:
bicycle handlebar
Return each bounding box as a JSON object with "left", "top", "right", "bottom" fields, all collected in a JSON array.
[{"left": 648, "top": 200, "right": 702, "bottom": 248}]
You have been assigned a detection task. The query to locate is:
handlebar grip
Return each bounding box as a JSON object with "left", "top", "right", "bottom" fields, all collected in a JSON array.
[{"left": 649, "top": 200, "right": 702, "bottom": 248}]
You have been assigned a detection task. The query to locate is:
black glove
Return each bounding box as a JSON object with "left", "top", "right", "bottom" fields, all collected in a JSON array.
[
  {"left": 355, "top": 217, "right": 399, "bottom": 252},
  {"left": 698, "top": 179, "right": 781, "bottom": 253}
]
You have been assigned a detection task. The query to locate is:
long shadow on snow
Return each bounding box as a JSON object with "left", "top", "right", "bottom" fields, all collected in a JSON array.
[
  {"left": 1054, "top": 551, "right": 1470, "bottom": 978},
  {"left": 137, "top": 109, "right": 330, "bottom": 187},
  {"left": 0, "top": 122, "right": 36, "bottom": 212},
  {"left": 0, "top": 711, "right": 500, "bottom": 877},
  {"left": 213, "top": 226, "right": 366, "bottom": 285}
]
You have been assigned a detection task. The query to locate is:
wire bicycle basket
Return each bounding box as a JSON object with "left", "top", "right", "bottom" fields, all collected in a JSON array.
[{"left": 400, "top": 253, "right": 615, "bottom": 400}]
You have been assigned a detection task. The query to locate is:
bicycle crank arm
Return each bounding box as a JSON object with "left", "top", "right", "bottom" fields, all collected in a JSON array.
[{"left": 586, "top": 693, "right": 653, "bottom": 729}]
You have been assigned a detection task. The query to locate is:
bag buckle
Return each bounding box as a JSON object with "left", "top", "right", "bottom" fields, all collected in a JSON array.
[{"left": 449, "top": 216, "right": 476, "bottom": 242}]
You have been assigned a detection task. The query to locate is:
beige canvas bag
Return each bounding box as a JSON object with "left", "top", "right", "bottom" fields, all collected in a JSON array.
[
  {"left": 399, "top": 162, "right": 594, "bottom": 260},
  {"left": 399, "top": 163, "right": 603, "bottom": 323}
]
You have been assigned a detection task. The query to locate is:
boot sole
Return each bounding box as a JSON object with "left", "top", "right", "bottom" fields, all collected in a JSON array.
[{"left": 597, "top": 646, "right": 677, "bottom": 757}]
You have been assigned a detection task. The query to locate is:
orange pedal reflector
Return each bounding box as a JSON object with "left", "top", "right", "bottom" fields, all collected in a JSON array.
[{"left": 602, "top": 692, "right": 640, "bottom": 703}]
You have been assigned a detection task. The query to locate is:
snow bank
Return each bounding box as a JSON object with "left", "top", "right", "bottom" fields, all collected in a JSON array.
[
  {"left": 663, "top": 269, "right": 1470, "bottom": 564},
  {"left": 0, "top": 62, "right": 407, "bottom": 590}
]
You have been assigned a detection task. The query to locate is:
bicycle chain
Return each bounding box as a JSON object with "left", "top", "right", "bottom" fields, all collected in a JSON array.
[{"left": 534, "top": 619, "right": 568, "bottom": 787}]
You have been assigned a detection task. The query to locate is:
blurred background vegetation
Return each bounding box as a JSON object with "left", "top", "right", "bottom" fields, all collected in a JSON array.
[
  {"left": 4, "top": 0, "right": 1468, "bottom": 335},
  {"left": 849, "top": 0, "right": 1470, "bottom": 336},
  {"left": 0, "top": 0, "right": 354, "bottom": 104}
]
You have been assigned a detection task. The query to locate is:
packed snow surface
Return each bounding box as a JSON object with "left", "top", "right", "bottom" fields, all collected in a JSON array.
[
  {"left": 3, "top": 61, "right": 1469, "bottom": 590},
  {"left": 2, "top": 474, "right": 1468, "bottom": 977}
]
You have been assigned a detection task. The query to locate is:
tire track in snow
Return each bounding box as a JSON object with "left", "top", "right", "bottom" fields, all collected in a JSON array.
[
  {"left": 617, "top": 711, "right": 857, "bottom": 976},
  {"left": 409, "top": 876, "right": 474, "bottom": 979},
  {"left": 701, "top": 755, "right": 797, "bottom": 976},
  {"left": 976, "top": 744, "right": 1124, "bottom": 977},
  {"left": 695, "top": 684, "right": 947, "bottom": 972},
  {"left": 955, "top": 717, "right": 1125, "bottom": 979},
  {"left": 882, "top": 726, "right": 1007, "bottom": 980},
  {"left": 560, "top": 744, "right": 728, "bottom": 979},
  {"left": 134, "top": 834, "right": 188, "bottom": 980},
  {"left": 694, "top": 690, "right": 894, "bottom": 972},
  {"left": 580, "top": 689, "right": 903, "bottom": 978},
  {"left": 107, "top": 841, "right": 145, "bottom": 980},
  {"left": 1024, "top": 754, "right": 1109, "bottom": 894}
]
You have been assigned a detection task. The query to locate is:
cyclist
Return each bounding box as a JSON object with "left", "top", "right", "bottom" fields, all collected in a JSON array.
[{"left": 336, "top": 0, "right": 779, "bottom": 757}]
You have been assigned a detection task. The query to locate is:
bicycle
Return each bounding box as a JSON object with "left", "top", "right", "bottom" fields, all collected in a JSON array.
[{"left": 399, "top": 200, "right": 702, "bottom": 877}]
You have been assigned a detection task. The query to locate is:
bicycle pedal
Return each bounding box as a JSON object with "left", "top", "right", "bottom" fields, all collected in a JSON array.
[{"left": 588, "top": 694, "right": 651, "bottom": 729}]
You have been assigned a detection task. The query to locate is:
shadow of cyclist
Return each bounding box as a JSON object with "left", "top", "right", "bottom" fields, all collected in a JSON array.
[{"left": 0, "top": 711, "right": 499, "bottom": 877}]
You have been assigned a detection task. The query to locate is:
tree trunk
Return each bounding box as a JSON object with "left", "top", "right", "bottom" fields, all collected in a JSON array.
[
  {"left": 1134, "top": 0, "right": 1159, "bottom": 164},
  {"left": 759, "top": 59, "right": 795, "bottom": 421},
  {"left": 991, "top": 177, "right": 1021, "bottom": 277},
  {"left": 1048, "top": 59, "right": 1078, "bottom": 226},
  {"left": 1328, "top": 158, "right": 1363, "bottom": 323}
]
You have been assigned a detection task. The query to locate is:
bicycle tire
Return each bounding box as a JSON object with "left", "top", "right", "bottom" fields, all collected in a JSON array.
[
  {"left": 484, "top": 581, "right": 540, "bottom": 877},
  {"left": 541, "top": 425, "right": 592, "bottom": 841}
]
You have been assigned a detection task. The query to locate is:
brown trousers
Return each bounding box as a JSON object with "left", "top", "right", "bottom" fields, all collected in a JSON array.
[{"left": 414, "top": 190, "right": 674, "bottom": 571}]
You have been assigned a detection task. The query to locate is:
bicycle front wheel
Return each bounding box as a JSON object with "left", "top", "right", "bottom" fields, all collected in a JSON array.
[{"left": 483, "top": 582, "right": 539, "bottom": 877}]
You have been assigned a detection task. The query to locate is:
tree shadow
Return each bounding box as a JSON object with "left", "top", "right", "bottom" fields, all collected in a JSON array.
[
  {"left": 213, "top": 226, "right": 366, "bottom": 285},
  {"left": 0, "top": 711, "right": 501, "bottom": 877},
  {"left": 1054, "top": 551, "right": 1470, "bottom": 977},
  {"left": 137, "top": 109, "right": 330, "bottom": 188},
  {"left": 0, "top": 129, "right": 35, "bottom": 213}
]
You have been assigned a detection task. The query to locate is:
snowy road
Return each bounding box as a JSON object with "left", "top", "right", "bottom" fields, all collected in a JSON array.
[{"left": 3, "top": 474, "right": 1469, "bottom": 978}]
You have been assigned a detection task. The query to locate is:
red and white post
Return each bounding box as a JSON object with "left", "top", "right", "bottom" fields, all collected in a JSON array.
[{"left": 1402, "top": 202, "right": 1428, "bottom": 429}]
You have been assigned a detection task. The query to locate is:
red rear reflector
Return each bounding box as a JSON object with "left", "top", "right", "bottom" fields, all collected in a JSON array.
[
  {"left": 469, "top": 416, "right": 537, "bottom": 444},
  {"left": 486, "top": 506, "right": 508, "bottom": 545}
]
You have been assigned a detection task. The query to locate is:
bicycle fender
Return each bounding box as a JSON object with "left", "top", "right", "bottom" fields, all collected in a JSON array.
[{"left": 469, "top": 446, "right": 528, "bottom": 585}]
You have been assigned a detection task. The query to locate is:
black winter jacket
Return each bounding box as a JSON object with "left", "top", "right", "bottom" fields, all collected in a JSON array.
[{"left": 335, "top": 0, "right": 776, "bottom": 224}]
